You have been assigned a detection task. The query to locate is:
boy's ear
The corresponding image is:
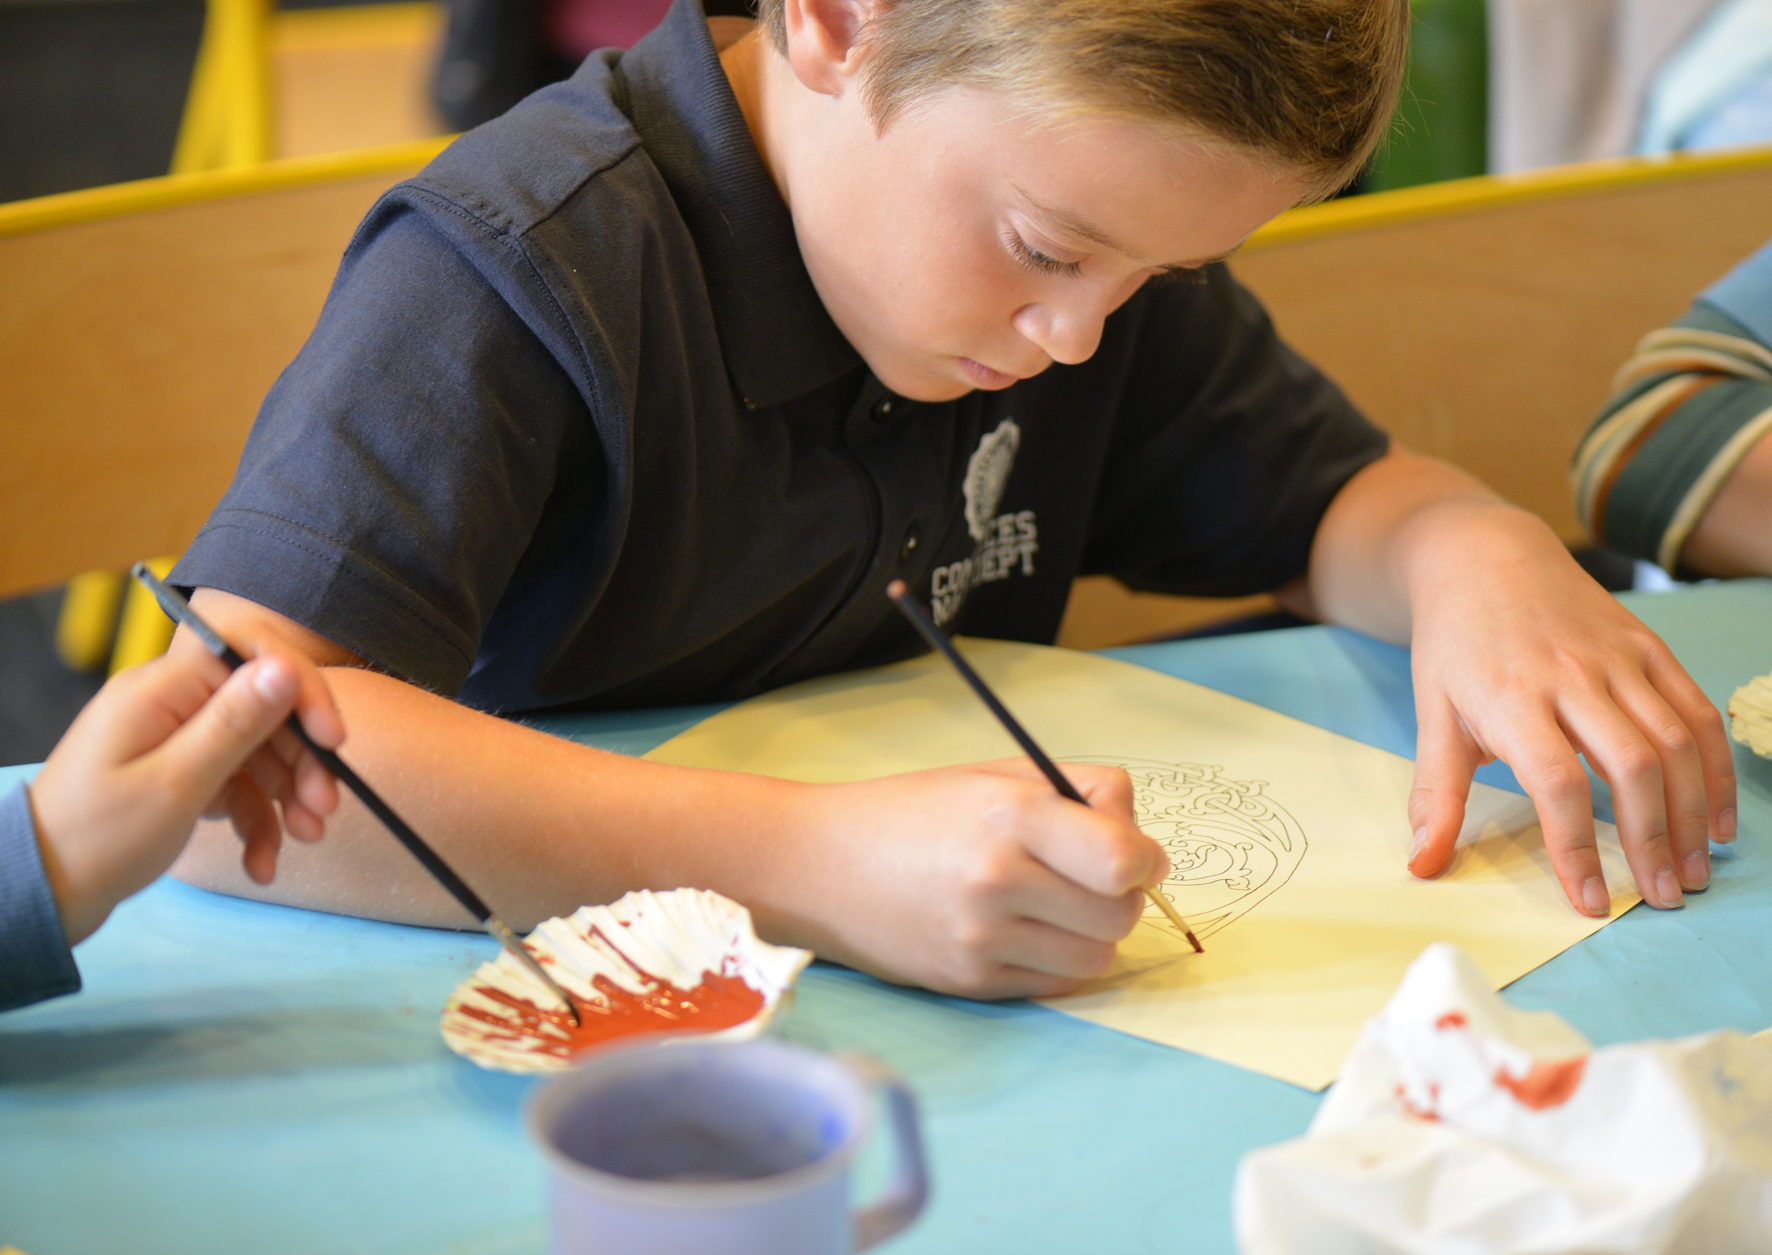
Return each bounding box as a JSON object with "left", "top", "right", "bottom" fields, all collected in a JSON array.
[{"left": 780, "top": 0, "right": 878, "bottom": 96}]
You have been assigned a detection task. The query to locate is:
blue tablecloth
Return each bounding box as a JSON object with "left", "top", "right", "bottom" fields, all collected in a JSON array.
[{"left": 2, "top": 582, "right": 1768, "bottom": 1255}]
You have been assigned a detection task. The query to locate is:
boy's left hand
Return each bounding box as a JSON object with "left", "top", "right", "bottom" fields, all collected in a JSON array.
[{"left": 1301, "top": 449, "right": 1737, "bottom": 917}]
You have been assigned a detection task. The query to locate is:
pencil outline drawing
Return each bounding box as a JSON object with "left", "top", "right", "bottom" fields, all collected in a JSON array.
[{"left": 1062, "top": 757, "right": 1308, "bottom": 939}]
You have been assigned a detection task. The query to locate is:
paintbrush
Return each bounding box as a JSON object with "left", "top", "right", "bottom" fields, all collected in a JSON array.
[
  {"left": 131, "top": 563, "right": 583, "bottom": 1024},
  {"left": 886, "top": 579, "right": 1203, "bottom": 954}
]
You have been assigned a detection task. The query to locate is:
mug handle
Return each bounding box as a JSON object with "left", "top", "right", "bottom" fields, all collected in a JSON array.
[{"left": 842, "top": 1055, "right": 930, "bottom": 1251}]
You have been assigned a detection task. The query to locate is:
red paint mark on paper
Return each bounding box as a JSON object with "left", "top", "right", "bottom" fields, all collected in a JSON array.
[
  {"left": 1493, "top": 1056, "right": 1587, "bottom": 1110},
  {"left": 1435, "top": 1012, "right": 1467, "bottom": 1030}
]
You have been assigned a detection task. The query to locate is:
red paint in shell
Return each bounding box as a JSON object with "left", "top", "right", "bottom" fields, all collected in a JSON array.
[
  {"left": 458, "top": 923, "right": 765, "bottom": 1061},
  {"left": 460, "top": 969, "right": 765, "bottom": 1061},
  {"left": 1494, "top": 1056, "right": 1587, "bottom": 1110}
]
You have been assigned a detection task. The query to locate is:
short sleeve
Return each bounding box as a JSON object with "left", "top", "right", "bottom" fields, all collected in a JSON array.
[
  {"left": 171, "top": 200, "right": 598, "bottom": 696},
  {"left": 1081, "top": 267, "right": 1389, "bottom": 597},
  {"left": 1701, "top": 236, "right": 1772, "bottom": 346}
]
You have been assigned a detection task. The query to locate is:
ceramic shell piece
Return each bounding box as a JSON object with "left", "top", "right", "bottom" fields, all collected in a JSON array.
[
  {"left": 1729, "top": 673, "right": 1772, "bottom": 760},
  {"left": 441, "top": 888, "right": 813, "bottom": 1074}
]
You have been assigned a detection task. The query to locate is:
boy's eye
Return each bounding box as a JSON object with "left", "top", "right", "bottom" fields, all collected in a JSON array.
[{"left": 1004, "top": 227, "right": 1083, "bottom": 279}]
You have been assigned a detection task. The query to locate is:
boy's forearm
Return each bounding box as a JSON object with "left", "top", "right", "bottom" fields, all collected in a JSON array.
[
  {"left": 170, "top": 664, "right": 829, "bottom": 944},
  {"left": 1298, "top": 446, "right": 1514, "bottom": 642},
  {"left": 166, "top": 596, "right": 1171, "bottom": 999}
]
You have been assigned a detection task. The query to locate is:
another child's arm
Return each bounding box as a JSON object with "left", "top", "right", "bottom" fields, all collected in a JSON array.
[
  {"left": 170, "top": 589, "right": 1167, "bottom": 1000},
  {"left": 29, "top": 639, "right": 344, "bottom": 946},
  {"left": 1681, "top": 429, "right": 1772, "bottom": 576},
  {"left": 1288, "top": 446, "right": 1736, "bottom": 916},
  {"left": 1572, "top": 298, "right": 1772, "bottom": 580}
]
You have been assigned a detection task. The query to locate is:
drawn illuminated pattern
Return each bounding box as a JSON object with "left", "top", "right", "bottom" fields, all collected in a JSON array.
[{"left": 1065, "top": 757, "right": 1308, "bottom": 939}]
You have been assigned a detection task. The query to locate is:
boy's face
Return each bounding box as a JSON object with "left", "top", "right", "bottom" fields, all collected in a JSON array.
[{"left": 787, "top": 87, "right": 1311, "bottom": 403}]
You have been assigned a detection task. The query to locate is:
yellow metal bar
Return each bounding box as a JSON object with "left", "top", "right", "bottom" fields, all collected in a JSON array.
[
  {"left": 53, "top": 570, "right": 126, "bottom": 672},
  {"left": 109, "top": 557, "right": 180, "bottom": 675},
  {"left": 173, "top": 0, "right": 275, "bottom": 173},
  {"left": 173, "top": 0, "right": 233, "bottom": 173},
  {"left": 0, "top": 137, "right": 451, "bottom": 238}
]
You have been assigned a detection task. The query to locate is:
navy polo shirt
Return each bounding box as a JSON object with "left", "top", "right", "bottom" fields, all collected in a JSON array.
[{"left": 173, "top": 0, "right": 1387, "bottom": 714}]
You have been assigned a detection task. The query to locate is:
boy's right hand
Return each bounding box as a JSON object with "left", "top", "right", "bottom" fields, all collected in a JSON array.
[{"left": 790, "top": 759, "right": 1168, "bottom": 999}]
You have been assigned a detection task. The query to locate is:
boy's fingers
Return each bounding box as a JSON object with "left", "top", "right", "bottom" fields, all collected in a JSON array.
[
  {"left": 1406, "top": 700, "right": 1481, "bottom": 880},
  {"left": 1560, "top": 693, "right": 1680, "bottom": 910},
  {"left": 280, "top": 797, "right": 326, "bottom": 844},
  {"left": 989, "top": 917, "right": 1119, "bottom": 981},
  {"left": 67, "top": 653, "right": 215, "bottom": 768},
  {"left": 959, "top": 964, "right": 1091, "bottom": 1002},
  {"left": 1006, "top": 861, "right": 1145, "bottom": 943},
  {"left": 222, "top": 774, "right": 285, "bottom": 884},
  {"left": 1644, "top": 650, "right": 1738, "bottom": 844},
  {"left": 228, "top": 626, "right": 347, "bottom": 752},
  {"left": 1612, "top": 674, "right": 1712, "bottom": 891},
  {"left": 292, "top": 680, "right": 347, "bottom": 753},
  {"left": 1061, "top": 763, "right": 1137, "bottom": 823},
  {"left": 1021, "top": 799, "right": 1166, "bottom": 898},
  {"left": 292, "top": 748, "right": 341, "bottom": 820},
  {"left": 154, "top": 658, "right": 302, "bottom": 812},
  {"left": 243, "top": 742, "right": 298, "bottom": 808},
  {"left": 1503, "top": 717, "right": 1611, "bottom": 917}
]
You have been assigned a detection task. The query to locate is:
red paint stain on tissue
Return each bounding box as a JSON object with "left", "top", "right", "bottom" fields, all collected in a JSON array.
[
  {"left": 1395, "top": 1081, "right": 1442, "bottom": 1122},
  {"left": 1493, "top": 1056, "right": 1587, "bottom": 1110},
  {"left": 1395, "top": 1012, "right": 1586, "bottom": 1118}
]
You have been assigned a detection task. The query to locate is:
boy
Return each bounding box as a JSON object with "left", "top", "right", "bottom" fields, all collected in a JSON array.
[{"left": 169, "top": 0, "right": 1735, "bottom": 999}]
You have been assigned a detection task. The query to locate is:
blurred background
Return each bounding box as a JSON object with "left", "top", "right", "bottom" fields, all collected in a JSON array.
[{"left": 4, "top": 0, "right": 1772, "bottom": 764}]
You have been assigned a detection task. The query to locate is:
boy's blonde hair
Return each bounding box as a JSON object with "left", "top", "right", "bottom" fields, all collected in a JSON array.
[{"left": 758, "top": 0, "right": 1409, "bottom": 201}]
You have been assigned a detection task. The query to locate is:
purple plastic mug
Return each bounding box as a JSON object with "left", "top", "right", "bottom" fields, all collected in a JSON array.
[{"left": 526, "top": 1037, "right": 928, "bottom": 1255}]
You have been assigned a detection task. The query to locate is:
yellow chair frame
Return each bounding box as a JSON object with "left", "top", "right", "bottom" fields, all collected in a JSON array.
[{"left": 173, "top": 0, "right": 275, "bottom": 174}]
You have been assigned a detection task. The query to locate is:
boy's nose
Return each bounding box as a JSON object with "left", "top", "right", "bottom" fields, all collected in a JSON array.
[{"left": 1011, "top": 301, "right": 1106, "bottom": 366}]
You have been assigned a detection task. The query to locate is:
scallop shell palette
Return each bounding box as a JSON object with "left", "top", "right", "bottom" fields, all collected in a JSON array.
[{"left": 441, "top": 889, "right": 813, "bottom": 1074}]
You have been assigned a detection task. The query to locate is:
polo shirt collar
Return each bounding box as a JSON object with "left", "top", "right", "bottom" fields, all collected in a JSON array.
[{"left": 620, "top": 0, "right": 863, "bottom": 409}]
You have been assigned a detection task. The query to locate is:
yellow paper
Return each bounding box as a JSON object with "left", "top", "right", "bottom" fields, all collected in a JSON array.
[{"left": 645, "top": 640, "right": 1635, "bottom": 1089}]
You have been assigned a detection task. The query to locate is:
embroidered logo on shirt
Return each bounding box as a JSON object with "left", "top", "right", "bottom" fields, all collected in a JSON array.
[
  {"left": 932, "top": 418, "right": 1039, "bottom": 626},
  {"left": 964, "top": 418, "right": 1020, "bottom": 541}
]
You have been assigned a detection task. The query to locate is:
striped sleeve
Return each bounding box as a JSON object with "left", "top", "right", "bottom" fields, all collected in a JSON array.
[
  {"left": 1571, "top": 302, "right": 1772, "bottom": 573},
  {"left": 0, "top": 781, "right": 81, "bottom": 1011}
]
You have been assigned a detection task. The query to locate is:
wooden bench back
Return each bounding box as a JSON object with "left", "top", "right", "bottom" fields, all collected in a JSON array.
[{"left": 0, "top": 141, "right": 444, "bottom": 599}]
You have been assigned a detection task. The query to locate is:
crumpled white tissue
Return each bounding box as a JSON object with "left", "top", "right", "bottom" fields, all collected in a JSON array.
[{"left": 1234, "top": 942, "right": 1772, "bottom": 1254}]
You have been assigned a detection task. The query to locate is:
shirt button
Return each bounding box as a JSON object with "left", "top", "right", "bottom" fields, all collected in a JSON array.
[
  {"left": 898, "top": 522, "right": 921, "bottom": 561},
  {"left": 873, "top": 395, "right": 896, "bottom": 421}
]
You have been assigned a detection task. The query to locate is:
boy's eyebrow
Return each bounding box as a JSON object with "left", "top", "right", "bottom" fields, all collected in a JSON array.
[{"left": 1013, "top": 185, "right": 1243, "bottom": 271}]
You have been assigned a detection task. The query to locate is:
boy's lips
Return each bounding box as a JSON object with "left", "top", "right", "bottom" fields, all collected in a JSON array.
[{"left": 959, "top": 357, "right": 1023, "bottom": 389}]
